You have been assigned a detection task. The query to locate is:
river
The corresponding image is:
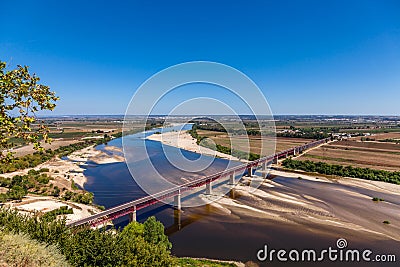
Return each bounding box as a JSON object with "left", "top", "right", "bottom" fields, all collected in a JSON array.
[{"left": 81, "top": 125, "right": 400, "bottom": 266}]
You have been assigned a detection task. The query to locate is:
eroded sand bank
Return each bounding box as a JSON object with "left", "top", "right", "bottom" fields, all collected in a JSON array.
[
  {"left": 5, "top": 195, "right": 102, "bottom": 224},
  {"left": 1, "top": 145, "right": 124, "bottom": 222},
  {"left": 170, "top": 170, "right": 400, "bottom": 265},
  {"left": 2, "top": 145, "right": 124, "bottom": 188},
  {"left": 146, "top": 130, "right": 243, "bottom": 161}
]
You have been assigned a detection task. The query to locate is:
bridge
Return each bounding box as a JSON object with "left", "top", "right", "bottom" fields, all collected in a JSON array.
[{"left": 66, "top": 138, "right": 330, "bottom": 228}]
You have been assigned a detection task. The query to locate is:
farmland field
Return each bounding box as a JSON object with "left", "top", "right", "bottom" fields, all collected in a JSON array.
[
  {"left": 297, "top": 134, "right": 400, "bottom": 171},
  {"left": 196, "top": 129, "right": 313, "bottom": 155}
]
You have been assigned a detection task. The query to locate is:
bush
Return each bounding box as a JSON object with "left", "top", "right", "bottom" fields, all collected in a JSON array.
[
  {"left": 0, "top": 172, "right": 56, "bottom": 202},
  {"left": 0, "top": 231, "right": 70, "bottom": 267},
  {"left": 41, "top": 206, "right": 73, "bottom": 222},
  {"left": 0, "top": 209, "right": 175, "bottom": 267}
]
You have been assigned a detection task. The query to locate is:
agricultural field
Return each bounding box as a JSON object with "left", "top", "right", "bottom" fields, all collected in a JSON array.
[
  {"left": 296, "top": 133, "right": 400, "bottom": 171},
  {"left": 196, "top": 129, "right": 313, "bottom": 155},
  {"left": 6, "top": 119, "right": 124, "bottom": 157}
]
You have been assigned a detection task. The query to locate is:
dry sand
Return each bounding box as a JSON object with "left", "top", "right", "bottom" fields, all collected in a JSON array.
[
  {"left": 147, "top": 130, "right": 243, "bottom": 161},
  {"left": 5, "top": 195, "right": 102, "bottom": 223},
  {"left": 204, "top": 170, "right": 400, "bottom": 242},
  {"left": 2, "top": 145, "right": 124, "bottom": 188},
  {"left": 169, "top": 170, "right": 400, "bottom": 265},
  {"left": 1, "top": 145, "right": 124, "bottom": 222}
]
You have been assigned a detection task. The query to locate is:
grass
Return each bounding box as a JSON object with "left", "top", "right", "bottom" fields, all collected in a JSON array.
[
  {"left": 372, "top": 197, "right": 385, "bottom": 202},
  {"left": 0, "top": 231, "right": 70, "bottom": 267},
  {"left": 383, "top": 220, "right": 391, "bottom": 224},
  {"left": 177, "top": 258, "right": 238, "bottom": 267}
]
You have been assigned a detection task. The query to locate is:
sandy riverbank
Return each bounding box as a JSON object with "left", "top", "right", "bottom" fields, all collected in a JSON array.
[
  {"left": 170, "top": 170, "right": 400, "bottom": 264},
  {"left": 206, "top": 169, "right": 400, "bottom": 241},
  {"left": 147, "top": 130, "right": 243, "bottom": 161},
  {"left": 4, "top": 195, "right": 102, "bottom": 223},
  {"left": 2, "top": 145, "right": 124, "bottom": 189},
  {"left": 1, "top": 145, "right": 124, "bottom": 223}
]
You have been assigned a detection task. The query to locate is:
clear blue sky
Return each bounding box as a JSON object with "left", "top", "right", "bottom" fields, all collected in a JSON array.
[{"left": 1, "top": 0, "right": 399, "bottom": 115}]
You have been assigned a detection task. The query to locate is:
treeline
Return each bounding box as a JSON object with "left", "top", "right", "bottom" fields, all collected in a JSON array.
[
  {"left": 193, "top": 123, "right": 263, "bottom": 136},
  {"left": 188, "top": 126, "right": 260, "bottom": 161},
  {"left": 42, "top": 206, "right": 73, "bottom": 221},
  {"left": 0, "top": 209, "right": 175, "bottom": 266},
  {"left": 62, "top": 191, "right": 93, "bottom": 204},
  {"left": 277, "top": 132, "right": 330, "bottom": 140},
  {"left": 282, "top": 158, "right": 400, "bottom": 185}
]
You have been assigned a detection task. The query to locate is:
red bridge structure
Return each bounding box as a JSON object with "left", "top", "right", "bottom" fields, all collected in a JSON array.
[{"left": 66, "top": 138, "right": 330, "bottom": 228}]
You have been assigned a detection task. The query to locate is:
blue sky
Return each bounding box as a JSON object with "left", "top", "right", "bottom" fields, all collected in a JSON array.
[{"left": 1, "top": 0, "right": 400, "bottom": 115}]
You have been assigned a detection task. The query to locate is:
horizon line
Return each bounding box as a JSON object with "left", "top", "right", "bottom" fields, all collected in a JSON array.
[{"left": 37, "top": 114, "right": 400, "bottom": 117}]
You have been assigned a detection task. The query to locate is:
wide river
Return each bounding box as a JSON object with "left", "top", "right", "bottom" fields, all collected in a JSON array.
[{"left": 82, "top": 125, "right": 400, "bottom": 266}]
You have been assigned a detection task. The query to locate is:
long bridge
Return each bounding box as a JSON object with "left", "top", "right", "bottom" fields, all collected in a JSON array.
[{"left": 66, "top": 138, "right": 330, "bottom": 227}]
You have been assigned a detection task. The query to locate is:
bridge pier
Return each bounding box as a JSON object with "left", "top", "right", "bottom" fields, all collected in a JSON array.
[
  {"left": 293, "top": 148, "right": 296, "bottom": 156},
  {"left": 229, "top": 189, "right": 236, "bottom": 199},
  {"left": 174, "top": 209, "right": 181, "bottom": 230},
  {"left": 228, "top": 172, "right": 235, "bottom": 185},
  {"left": 260, "top": 162, "right": 270, "bottom": 179},
  {"left": 174, "top": 189, "right": 181, "bottom": 210},
  {"left": 129, "top": 206, "right": 137, "bottom": 222},
  {"left": 206, "top": 180, "right": 213, "bottom": 194},
  {"left": 247, "top": 166, "right": 253, "bottom": 177}
]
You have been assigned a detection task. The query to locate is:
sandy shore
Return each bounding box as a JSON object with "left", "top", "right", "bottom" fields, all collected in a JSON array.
[
  {"left": 1, "top": 145, "right": 125, "bottom": 223},
  {"left": 147, "top": 130, "right": 242, "bottom": 161},
  {"left": 204, "top": 169, "right": 400, "bottom": 242},
  {"left": 168, "top": 169, "right": 400, "bottom": 264},
  {"left": 2, "top": 145, "right": 124, "bottom": 189},
  {"left": 4, "top": 195, "right": 102, "bottom": 223}
]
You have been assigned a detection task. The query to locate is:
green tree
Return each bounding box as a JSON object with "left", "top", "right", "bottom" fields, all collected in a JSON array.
[
  {"left": 143, "top": 216, "right": 172, "bottom": 250},
  {"left": 0, "top": 61, "right": 59, "bottom": 162}
]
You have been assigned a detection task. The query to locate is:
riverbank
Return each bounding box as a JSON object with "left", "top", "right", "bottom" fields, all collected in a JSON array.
[
  {"left": 3, "top": 195, "right": 102, "bottom": 224},
  {"left": 146, "top": 130, "right": 242, "bottom": 161},
  {"left": 206, "top": 173, "right": 400, "bottom": 242},
  {"left": 1, "top": 144, "right": 124, "bottom": 222},
  {"left": 169, "top": 169, "right": 400, "bottom": 264},
  {"left": 2, "top": 145, "right": 124, "bottom": 188}
]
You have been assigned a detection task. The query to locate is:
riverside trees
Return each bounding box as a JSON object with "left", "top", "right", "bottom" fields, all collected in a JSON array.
[{"left": 282, "top": 158, "right": 400, "bottom": 184}]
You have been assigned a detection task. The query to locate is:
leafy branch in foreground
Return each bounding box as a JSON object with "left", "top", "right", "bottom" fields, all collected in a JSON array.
[{"left": 0, "top": 61, "right": 59, "bottom": 162}]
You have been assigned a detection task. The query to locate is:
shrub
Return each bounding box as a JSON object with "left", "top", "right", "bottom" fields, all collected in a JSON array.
[
  {"left": 0, "top": 209, "right": 175, "bottom": 267},
  {"left": 0, "top": 231, "right": 70, "bottom": 267}
]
